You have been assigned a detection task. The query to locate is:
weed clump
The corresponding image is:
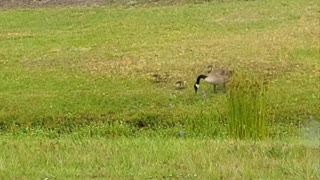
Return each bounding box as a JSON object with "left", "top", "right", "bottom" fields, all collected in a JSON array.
[{"left": 227, "top": 73, "right": 271, "bottom": 140}]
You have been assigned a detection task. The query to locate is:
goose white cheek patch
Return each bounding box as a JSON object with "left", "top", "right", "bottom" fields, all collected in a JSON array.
[{"left": 195, "top": 84, "right": 200, "bottom": 88}]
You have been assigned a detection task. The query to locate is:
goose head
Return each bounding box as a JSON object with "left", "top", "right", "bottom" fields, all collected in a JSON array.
[
  {"left": 194, "top": 83, "right": 200, "bottom": 93},
  {"left": 194, "top": 75, "right": 207, "bottom": 94}
]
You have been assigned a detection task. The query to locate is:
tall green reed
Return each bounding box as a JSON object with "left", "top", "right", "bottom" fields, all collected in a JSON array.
[{"left": 227, "top": 73, "right": 271, "bottom": 140}]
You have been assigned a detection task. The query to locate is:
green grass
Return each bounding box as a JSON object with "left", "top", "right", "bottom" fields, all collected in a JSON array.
[
  {"left": 0, "top": 0, "right": 319, "bottom": 135},
  {"left": 0, "top": 0, "right": 320, "bottom": 178},
  {"left": 0, "top": 137, "right": 319, "bottom": 179}
]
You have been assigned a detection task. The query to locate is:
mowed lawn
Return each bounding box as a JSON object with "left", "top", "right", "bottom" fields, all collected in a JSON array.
[{"left": 0, "top": 0, "right": 319, "bottom": 178}]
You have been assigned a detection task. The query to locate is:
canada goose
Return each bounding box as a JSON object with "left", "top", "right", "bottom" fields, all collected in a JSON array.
[
  {"left": 175, "top": 81, "right": 186, "bottom": 90},
  {"left": 194, "top": 68, "right": 233, "bottom": 93},
  {"left": 151, "top": 72, "right": 170, "bottom": 83}
]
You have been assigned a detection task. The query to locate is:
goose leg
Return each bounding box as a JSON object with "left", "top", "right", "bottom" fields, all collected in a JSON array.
[
  {"left": 222, "top": 83, "right": 227, "bottom": 93},
  {"left": 213, "top": 84, "right": 217, "bottom": 93}
]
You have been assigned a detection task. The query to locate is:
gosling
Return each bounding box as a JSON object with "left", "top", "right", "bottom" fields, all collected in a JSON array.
[{"left": 175, "top": 81, "right": 186, "bottom": 90}]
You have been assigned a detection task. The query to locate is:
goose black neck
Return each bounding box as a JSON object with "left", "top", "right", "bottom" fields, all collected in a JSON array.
[{"left": 196, "top": 75, "right": 207, "bottom": 84}]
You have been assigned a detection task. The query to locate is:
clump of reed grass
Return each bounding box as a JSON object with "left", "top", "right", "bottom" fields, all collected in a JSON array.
[{"left": 226, "top": 73, "right": 271, "bottom": 140}]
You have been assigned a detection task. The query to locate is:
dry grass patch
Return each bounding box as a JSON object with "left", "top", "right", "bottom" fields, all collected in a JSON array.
[{"left": 0, "top": 31, "right": 34, "bottom": 41}]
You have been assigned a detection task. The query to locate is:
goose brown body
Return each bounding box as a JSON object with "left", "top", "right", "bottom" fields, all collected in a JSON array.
[{"left": 194, "top": 66, "right": 233, "bottom": 93}]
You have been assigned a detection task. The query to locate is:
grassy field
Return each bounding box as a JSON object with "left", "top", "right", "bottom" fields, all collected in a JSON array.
[
  {"left": 0, "top": 0, "right": 319, "bottom": 178},
  {"left": 1, "top": 137, "right": 319, "bottom": 179}
]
